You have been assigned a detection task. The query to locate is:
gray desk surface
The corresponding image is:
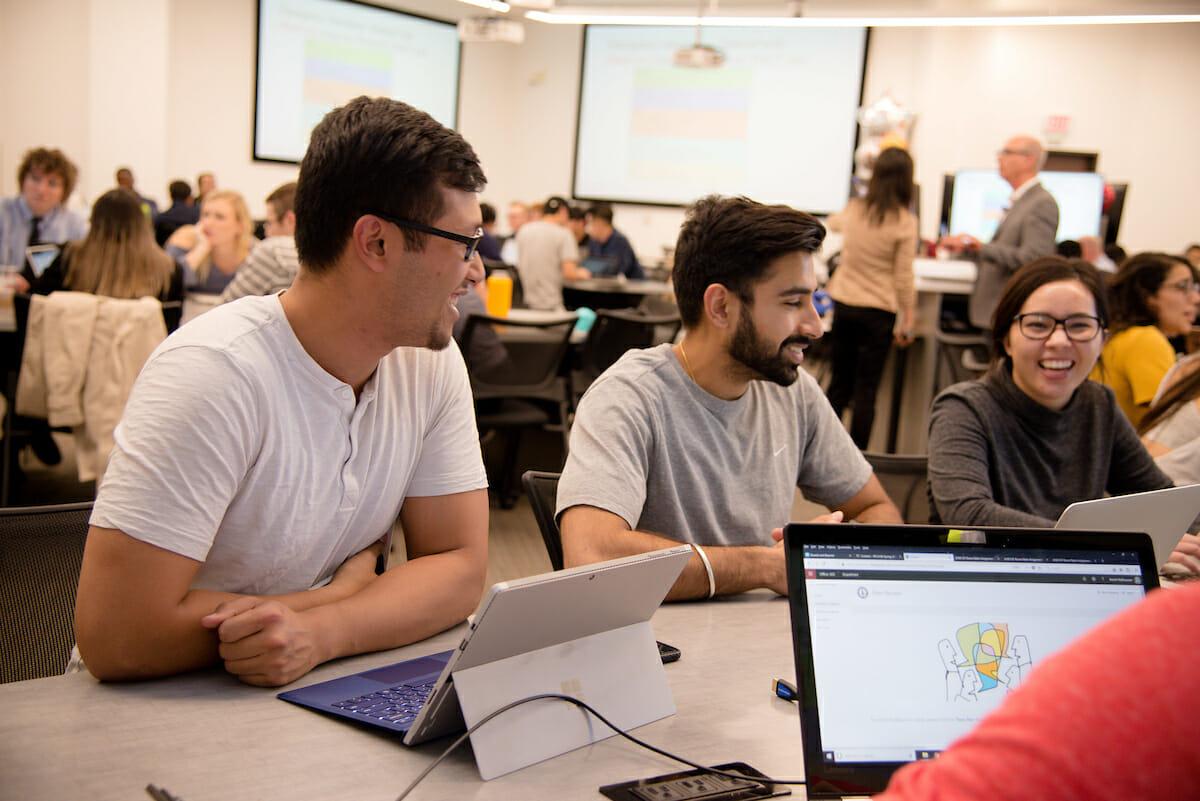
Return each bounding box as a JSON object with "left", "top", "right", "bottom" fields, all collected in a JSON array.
[{"left": 0, "top": 592, "right": 807, "bottom": 801}]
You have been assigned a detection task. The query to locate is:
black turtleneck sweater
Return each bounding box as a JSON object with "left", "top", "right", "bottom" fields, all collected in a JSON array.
[{"left": 927, "top": 365, "right": 1172, "bottom": 526}]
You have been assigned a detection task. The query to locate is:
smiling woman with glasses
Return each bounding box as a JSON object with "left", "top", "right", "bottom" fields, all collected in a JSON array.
[
  {"left": 927, "top": 255, "right": 1173, "bottom": 530},
  {"left": 1090, "top": 251, "right": 1200, "bottom": 427}
]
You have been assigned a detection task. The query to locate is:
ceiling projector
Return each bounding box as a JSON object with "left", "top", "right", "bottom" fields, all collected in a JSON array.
[{"left": 672, "top": 43, "right": 725, "bottom": 68}]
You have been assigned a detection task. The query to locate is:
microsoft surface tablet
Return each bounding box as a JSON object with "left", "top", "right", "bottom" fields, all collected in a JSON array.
[
  {"left": 782, "top": 523, "right": 1158, "bottom": 798},
  {"left": 279, "top": 544, "right": 691, "bottom": 747}
]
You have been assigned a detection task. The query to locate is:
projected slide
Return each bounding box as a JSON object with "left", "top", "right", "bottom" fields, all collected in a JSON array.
[
  {"left": 574, "top": 25, "right": 867, "bottom": 213},
  {"left": 256, "top": 0, "right": 460, "bottom": 163}
]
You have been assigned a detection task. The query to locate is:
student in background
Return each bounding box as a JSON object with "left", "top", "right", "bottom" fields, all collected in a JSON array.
[
  {"left": 165, "top": 189, "right": 253, "bottom": 294},
  {"left": 220, "top": 182, "right": 299, "bottom": 302},
  {"left": 823, "top": 146, "right": 917, "bottom": 449},
  {"left": 477, "top": 202, "right": 502, "bottom": 262},
  {"left": 928, "top": 257, "right": 1173, "bottom": 529},
  {"left": 0, "top": 147, "right": 88, "bottom": 289},
  {"left": 115, "top": 167, "right": 159, "bottom": 221},
  {"left": 155, "top": 180, "right": 199, "bottom": 245},
  {"left": 585, "top": 203, "right": 643, "bottom": 279},
  {"left": 1090, "top": 252, "right": 1199, "bottom": 427},
  {"left": 30, "top": 189, "right": 180, "bottom": 301}
]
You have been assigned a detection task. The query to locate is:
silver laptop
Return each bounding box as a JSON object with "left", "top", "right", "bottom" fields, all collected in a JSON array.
[
  {"left": 1056, "top": 483, "right": 1200, "bottom": 570},
  {"left": 782, "top": 523, "right": 1158, "bottom": 798},
  {"left": 280, "top": 545, "right": 691, "bottom": 778}
]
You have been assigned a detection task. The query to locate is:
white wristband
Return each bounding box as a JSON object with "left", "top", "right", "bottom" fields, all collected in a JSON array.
[{"left": 691, "top": 543, "right": 716, "bottom": 599}]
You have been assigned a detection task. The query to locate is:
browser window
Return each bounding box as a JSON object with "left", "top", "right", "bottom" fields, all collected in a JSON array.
[{"left": 802, "top": 543, "right": 1146, "bottom": 764}]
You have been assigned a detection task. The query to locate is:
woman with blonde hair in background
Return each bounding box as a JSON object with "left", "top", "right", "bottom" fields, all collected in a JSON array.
[
  {"left": 31, "top": 188, "right": 180, "bottom": 300},
  {"left": 165, "top": 188, "right": 252, "bottom": 294}
]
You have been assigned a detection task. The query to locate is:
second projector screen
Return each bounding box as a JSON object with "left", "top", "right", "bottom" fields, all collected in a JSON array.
[{"left": 573, "top": 25, "right": 868, "bottom": 213}]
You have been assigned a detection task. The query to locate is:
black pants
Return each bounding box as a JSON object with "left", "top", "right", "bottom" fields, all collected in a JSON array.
[{"left": 825, "top": 301, "right": 896, "bottom": 450}]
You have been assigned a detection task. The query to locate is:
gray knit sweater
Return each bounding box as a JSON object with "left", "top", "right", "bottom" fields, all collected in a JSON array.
[{"left": 928, "top": 366, "right": 1172, "bottom": 526}]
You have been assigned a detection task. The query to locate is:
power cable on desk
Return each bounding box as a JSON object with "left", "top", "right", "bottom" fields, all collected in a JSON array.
[{"left": 393, "top": 692, "right": 806, "bottom": 800}]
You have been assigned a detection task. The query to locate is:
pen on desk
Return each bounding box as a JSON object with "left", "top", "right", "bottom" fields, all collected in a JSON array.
[
  {"left": 146, "top": 783, "right": 182, "bottom": 801},
  {"left": 773, "top": 677, "right": 798, "bottom": 702}
]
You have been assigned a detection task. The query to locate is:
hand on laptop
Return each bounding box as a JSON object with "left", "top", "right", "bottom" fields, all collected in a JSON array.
[{"left": 1164, "top": 533, "right": 1200, "bottom": 577}]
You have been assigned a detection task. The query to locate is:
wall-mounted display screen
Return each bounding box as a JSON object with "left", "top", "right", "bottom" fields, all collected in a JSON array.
[
  {"left": 573, "top": 25, "right": 868, "bottom": 213},
  {"left": 947, "top": 169, "right": 1105, "bottom": 243},
  {"left": 254, "top": 0, "right": 460, "bottom": 164}
]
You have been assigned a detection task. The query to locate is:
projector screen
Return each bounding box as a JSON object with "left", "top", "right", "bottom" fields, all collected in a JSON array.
[
  {"left": 947, "top": 170, "right": 1105, "bottom": 243},
  {"left": 254, "top": 0, "right": 460, "bottom": 164},
  {"left": 573, "top": 25, "right": 868, "bottom": 213}
]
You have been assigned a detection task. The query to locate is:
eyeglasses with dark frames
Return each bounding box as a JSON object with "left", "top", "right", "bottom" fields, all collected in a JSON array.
[
  {"left": 1013, "top": 313, "right": 1104, "bottom": 342},
  {"left": 372, "top": 212, "right": 484, "bottom": 262}
]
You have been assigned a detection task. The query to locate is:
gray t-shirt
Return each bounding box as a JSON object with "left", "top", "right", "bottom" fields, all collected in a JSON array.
[
  {"left": 557, "top": 343, "right": 871, "bottom": 546},
  {"left": 516, "top": 220, "right": 577, "bottom": 310}
]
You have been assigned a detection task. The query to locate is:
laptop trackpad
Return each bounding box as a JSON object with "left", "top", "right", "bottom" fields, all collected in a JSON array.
[{"left": 360, "top": 652, "right": 452, "bottom": 684}]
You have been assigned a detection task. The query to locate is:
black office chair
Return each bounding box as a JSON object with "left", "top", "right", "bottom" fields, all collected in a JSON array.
[
  {"left": 0, "top": 501, "right": 92, "bottom": 682},
  {"left": 572, "top": 309, "right": 681, "bottom": 403},
  {"left": 462, "top": 314, "right": 575, "bottom": 508},
  {"left": 934, "top": 329, "right": 990, "bottom": 394},
  {"left": 521, "top": 469, "right": 564, "bottom": 571},
  {"left": 863, "top": 452, "right": 930, "bottom": 524}
]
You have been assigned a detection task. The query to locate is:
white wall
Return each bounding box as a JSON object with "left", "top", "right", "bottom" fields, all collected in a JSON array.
[{"left": 1, "top": 1, "right": 1196, "bottom": 257}]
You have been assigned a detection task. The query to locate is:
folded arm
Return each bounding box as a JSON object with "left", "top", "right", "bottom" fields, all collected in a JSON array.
[{"left": 75, "top": 488, "right": 488, "bottom": 686}]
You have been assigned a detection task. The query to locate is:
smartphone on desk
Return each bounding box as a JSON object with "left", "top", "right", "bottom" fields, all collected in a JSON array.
[{"left": 657, "top": 640, "right": 681, "bottom": 663}]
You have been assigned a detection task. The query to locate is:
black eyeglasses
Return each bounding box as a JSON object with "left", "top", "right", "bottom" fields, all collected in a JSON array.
[
  {"left": 1013, "top": 313, "right": 1104, "bottom": 342},
  {"left": 372, "top": 212, "right": 483, "bottom": 261}
]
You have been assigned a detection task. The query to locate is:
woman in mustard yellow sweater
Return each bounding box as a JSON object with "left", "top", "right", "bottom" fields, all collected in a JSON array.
[{"left": 1090, "top": 252, "right": 1199, "bottom": 427}]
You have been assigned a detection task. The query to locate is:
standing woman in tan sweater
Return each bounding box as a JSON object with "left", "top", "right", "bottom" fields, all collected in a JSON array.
[{"left": 824, "top": 146, "right": 918, "bottom": 449}]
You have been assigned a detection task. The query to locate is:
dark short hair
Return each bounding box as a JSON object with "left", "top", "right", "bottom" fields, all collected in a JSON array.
[
  {"left": 265, "top": 181, "right": 298, "bottom": 218},
  {"left": 587, "top": 203, "right": 614, "bottom": 225},
  {"left": 1056, "top": 239, "right": 1082, "bottom": 258},
  {"left": 567, "top": 205, "right": 586, "bottom": 221},
  {"left": 542, "top": 196, "right": 569, "bottom": 216},
  {"left": 1107, "top": 251, "right": 1197, "bottom": 333},
  {"left": 18, "top": 147, "right": 78, "bottom": 201},
  {"left": 673, "top": 194, "right": 826, "bottom": 328},
  {"left": 480, "top": 202, "right": 496, "bottom": 225},
  {"left": 293, "top": 96, "right": 486, "bottom": 272},
  {"left": 990, "top": 256, "right": 1109, "bottom": 368},
  {"left": 168, "top": 180, "right": 191, "bottom": 202}
]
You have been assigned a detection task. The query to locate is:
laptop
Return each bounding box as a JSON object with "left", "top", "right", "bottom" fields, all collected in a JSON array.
[
  {"left": 582, "top": 255, "right": 619, "bottom": 277},
  {"left": 1056, "top": 483, "right": 1200, "bottom": 571},
  {"left": 279, "top": 544, "right": 691, "bottom": 779},
  {"left": 782, "top": 523, "right": 1159, "bottom": 798}
]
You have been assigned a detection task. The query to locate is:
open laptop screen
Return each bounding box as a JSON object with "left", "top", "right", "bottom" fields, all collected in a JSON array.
[{"left": 783, "top": 524, "right": 1158, "bottom": 797}]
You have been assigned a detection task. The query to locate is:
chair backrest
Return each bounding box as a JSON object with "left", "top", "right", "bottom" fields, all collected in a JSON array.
[
  {"left": 933, "top": 329, "right": 990, "bottom": 393},
  {"left": 575, "top": 309, "right": 682, "bottom": 399},
  {"left": 0, "top": 501, "right": 92, "bottom": 683},
  {"left": 521, "top": 470, "right": 563, "bottom": 570},
  {"left": 461, "top": 313, "right": 576, "bottom": 401},
  {"left": 863, "top": 452, "right": 930, "bottom": 524}
]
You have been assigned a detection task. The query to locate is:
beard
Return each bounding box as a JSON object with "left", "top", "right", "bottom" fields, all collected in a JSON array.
[{"left": 728, "top": 310, "right": 811, "bottom": 387}]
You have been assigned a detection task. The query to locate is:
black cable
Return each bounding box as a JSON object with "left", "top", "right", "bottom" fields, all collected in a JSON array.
[{"left": 393, "top": 692, "right": 806, "bottom": 801}]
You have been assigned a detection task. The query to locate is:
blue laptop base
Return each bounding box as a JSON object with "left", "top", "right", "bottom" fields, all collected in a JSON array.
[{"left": 278, "top": 650, "right": 455, "bottom": 735}]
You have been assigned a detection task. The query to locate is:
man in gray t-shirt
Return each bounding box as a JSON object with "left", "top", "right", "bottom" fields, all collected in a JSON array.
[{"left": 557, "top": 195, "right": 901, "bottom": 601}]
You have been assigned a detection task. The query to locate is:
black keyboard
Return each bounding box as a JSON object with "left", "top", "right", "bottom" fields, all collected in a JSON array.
[{"left": 331, "top": 680, "right": 437, "bottom": 726}]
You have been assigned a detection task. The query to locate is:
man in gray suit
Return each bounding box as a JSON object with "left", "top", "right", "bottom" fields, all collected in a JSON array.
[{"left": 940, "top": 135, "right": 1060, "bottom": 329}]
